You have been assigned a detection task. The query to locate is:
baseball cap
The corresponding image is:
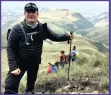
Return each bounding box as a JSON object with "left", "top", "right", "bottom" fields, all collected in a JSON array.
[{"left": 24, "top": 3, "right": 38, "bottom": 11}]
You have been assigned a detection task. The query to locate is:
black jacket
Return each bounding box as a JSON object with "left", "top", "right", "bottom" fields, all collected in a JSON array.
[{"left": 7, "top": 20, "right": 70, "bottom": 71}]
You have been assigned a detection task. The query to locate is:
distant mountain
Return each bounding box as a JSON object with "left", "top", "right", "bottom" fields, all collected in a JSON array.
[
  {"left": 95, "top": 19, "right": 108, "bottom": 27},
  {"left": 2, "top": 8, "right": 108, "bottom": 51},
  {"left": 2, "top": 9, "right": 21, "bottom": 26},
  {"left": 1, "top": 8, "right": 94, "bottom": 36},
  {"left": 39, "top": 9, "right": 94, "bottom": 30},
  {"left": 77, "top": 12, "right": 109, "bottom": 45},
  {"left": 87, "top": 12, "right": 109, "bottom": 27},
  {"left": 75, "top": 26, "right": 109, "bottom": 46},
  {"left": 92, "top": 12, "right": 108, "bottom": 23}
]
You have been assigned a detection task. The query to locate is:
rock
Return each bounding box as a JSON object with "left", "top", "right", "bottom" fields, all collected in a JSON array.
[
  {"left": 74, "top": 85, "right": 79, "bottom": 88},
  {"left": 78, "top": 87, "right": 81, "bottom": 91},
  {"left": 55, "top": 88, "right": 62, "bottom": 93},
  {"left": 71, "top": 81, "right": 79, "bottom": 88},
  {"left": 63, "top": 85, "right": 71, "bottom": 90},
  {"left": 85, "top": 87, "right": 90, "bottom": 91},
  {"left": 70, "top": 92, "right": 78, "bottom": 94},
  {"left": 92, "top": 91, "right": 99, "bottom": 94},
  {"left": 91, "top": 81, "right": 99, "bottom": 85},
  {"left": 86, "top": 78, "right": 89, "bottom": 81}
]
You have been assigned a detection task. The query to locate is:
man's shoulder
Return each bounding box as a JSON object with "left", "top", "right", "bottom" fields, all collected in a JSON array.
[
  {"left": 12, "top": 22, "right": 23, "bottom": 30},
  {"left": 38, "top": 22, "right": 47, "bottom": 27}
]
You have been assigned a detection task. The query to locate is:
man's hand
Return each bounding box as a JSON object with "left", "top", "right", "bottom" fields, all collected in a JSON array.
[
  {"left": 68, "top": 33, "right": 74, "bottom": 40},
  {"left": 11, "top": 68, "right": 21, "bottom": 75}
]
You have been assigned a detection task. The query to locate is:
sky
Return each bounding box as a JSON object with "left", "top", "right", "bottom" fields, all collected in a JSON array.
[{"left": 2, "top": 1, "right": 109, "bottom": 14}]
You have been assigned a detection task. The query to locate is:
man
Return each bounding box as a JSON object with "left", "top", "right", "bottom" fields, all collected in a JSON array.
[
  {"left": 4, "top": 3, "right": 73, "bottom": 94},
  {"left": 71, "top": 46, "right": 77, "bottom": 63},
  {"left": 60, "top": 51, "right": 68, "bottom": 68}
]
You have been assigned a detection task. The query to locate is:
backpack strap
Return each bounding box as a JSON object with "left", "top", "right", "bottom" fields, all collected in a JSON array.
[
  {"left": 39, "top": 23, "right": 43, "bottom": 38},
  {"left": 7, "top": 29, "right": 11, "bottom": 40},
  {"left": 19, "top": 22, "right": 29, "bottom": 45},
  {"left": 19, "top": 22, "right": 47, "bottom": 44}
]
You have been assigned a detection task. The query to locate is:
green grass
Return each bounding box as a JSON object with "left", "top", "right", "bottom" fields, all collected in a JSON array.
[
  {"left": 1, "top": 37, "right": 109, "bottom": 94},
  {"left": 35, "top": 52, "right": 108, "bottom": 94},
  {"left": 99, "top": 76, "right": 109, "bottom": 90}
]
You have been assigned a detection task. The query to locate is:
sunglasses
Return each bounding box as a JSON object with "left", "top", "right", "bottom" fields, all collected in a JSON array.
[{"left": 25, "top": 3, "right": 38, "bottom": 9}]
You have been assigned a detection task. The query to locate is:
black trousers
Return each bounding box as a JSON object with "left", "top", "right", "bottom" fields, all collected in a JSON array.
[{"left": 4, "top": 60, "right": 39, "bottom": 94}]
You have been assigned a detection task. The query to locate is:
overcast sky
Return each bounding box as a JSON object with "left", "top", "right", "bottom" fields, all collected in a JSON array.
[{"left": 2, "top": 1, "right": 109, "bottom": 14}]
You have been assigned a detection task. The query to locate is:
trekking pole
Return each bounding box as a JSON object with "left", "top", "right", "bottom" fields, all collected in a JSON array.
[{"left": 67, "top": 32, "right": 73, "bottom": 80}]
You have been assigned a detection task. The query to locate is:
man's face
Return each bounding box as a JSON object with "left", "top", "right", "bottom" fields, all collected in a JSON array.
[
  {"left": 24, "top": 10, "right": 39, "bottom": 23},
  {"left": 61, "top": 53, "right": 64, "bottom": 56}
]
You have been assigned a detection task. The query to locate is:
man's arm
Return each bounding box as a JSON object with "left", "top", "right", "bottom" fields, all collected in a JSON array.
[
  {"left": 7, "top": 25, "right": 20, "bottom": 71},
  {"left": 43, "top": 23, "right": 70, "bottom": 41}
]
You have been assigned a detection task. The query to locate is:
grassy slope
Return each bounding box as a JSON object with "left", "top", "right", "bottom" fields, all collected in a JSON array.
[
  {"left": 75, "top": 26, "right": 109, "bottom": 46},
  {"left": 1, "top": 36, "right": 108, "bottom": 94}
]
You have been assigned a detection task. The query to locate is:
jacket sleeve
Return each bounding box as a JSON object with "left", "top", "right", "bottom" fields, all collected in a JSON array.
[
  {"left": 43, "top": 23, "right": 70, "bottom": 41},
  {"left": 7, "top": 25, "right": 20, "bottom": 71}
]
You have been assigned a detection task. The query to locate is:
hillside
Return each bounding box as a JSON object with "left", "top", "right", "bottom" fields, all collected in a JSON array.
[
  {"left": 87, "top": 12, "right": 109, "bottom": 27},
  {"left": 1, "top": 36, "right": 108, "bottom": 94},
  {"left": 75, "top": 26, "right": 109, "bottom": 46},
  {"left": 2, "top": 9, "right": 108, "bottom": 48}
]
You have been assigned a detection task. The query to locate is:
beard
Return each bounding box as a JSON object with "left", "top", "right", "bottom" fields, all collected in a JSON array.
[
  {"left": 25, "top": 18, "right": 38, "bottom": 29},
  {"left": 27, "top": 17, "right": 36, "bottom": 24}
]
